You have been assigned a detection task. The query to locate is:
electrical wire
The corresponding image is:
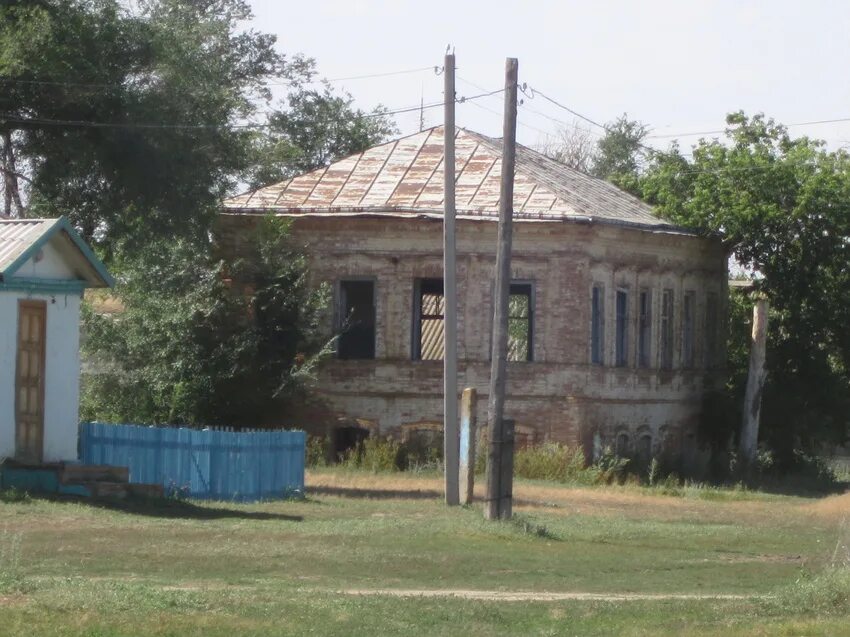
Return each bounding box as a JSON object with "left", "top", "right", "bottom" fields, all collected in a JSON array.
[
  {"left": 0, "top": 88, "right": 505, "bottom": 131},
  {"left": 647, "top": 117, "right": 850, "bottom": 139},
  {"left": 0, "top": 65, "right": 440, "bottom": 91}
]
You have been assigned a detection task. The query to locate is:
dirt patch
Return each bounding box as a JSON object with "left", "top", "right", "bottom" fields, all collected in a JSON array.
[{"left": 338, "top": 588, "right": 760, "bottom": 602}]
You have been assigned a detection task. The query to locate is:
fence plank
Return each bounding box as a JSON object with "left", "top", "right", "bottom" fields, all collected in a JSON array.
[{"left": 79, "top": 423, "right": 305, "bottom": 502}]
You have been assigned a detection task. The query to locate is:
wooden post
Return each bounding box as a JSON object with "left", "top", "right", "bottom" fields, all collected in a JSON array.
[
  {"left": 499, "top": 418, "right": 515, "bottom": 519},
  {"left": 459, "top": 387, "right": 477, "bottom": 505},
  {"left": 443, "top": 52, "right": 459, "bottom": 506},
  {"left": 739, "top": 297, "right": 769, "bottom": 472},
  {"left": 485, "top": 57, "right": 518, "bottom": 521}
]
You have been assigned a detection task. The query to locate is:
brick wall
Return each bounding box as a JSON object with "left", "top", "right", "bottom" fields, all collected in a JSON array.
[{"left": 217, "top": 213, "right": 727, "bottom": 458}]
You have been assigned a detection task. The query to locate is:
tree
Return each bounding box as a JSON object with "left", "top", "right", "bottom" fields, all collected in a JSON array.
[
  {"left": 81, "top": 216, "right": 330, "bottom": 427},
  {"left": 0, "top": 0, "right": 292, "bottom": 251},
  {"left": 538, "top": 123, "right": 597, "bottom": 174},
  {"left": 641, "top": 112, "right": 850, "bottom": 456},
  {"left": 591, "top": 115, "right": 649, "bottom": 194},
  {"left": 248, "top": 83, "right": 398, "bottom": 188}
]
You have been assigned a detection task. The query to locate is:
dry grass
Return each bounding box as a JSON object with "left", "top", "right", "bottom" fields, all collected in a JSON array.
[{"left": 306, "top": 469, "right": 819, "bottom": 526}]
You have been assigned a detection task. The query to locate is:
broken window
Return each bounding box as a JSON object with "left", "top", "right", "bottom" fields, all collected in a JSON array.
[
  {"left": 508, "top": 283, "right": 533, "bottom": 362},
  {"left": 660, "top": 289, "right": 674, "bottom": 370},
  {"left": 615, "top": 289, "right": 629, "bottom": 367},
  {"left": 337, "top": 280, "right": 376, "bottom": 360},
  {"left": 682, "top": 290, "right": 696, "bottom": 368},
  {"left": 705, "top": 292, "right": 719, "bottom": 368},
  {"left": 414, "top": 278, "right": 444, "bottom": 360},
  {"left": 591, "top": 285, "right": 605, "bottom": 365},
  {"left": 638, "top": 289, "right": 652, "bottom": 368}
]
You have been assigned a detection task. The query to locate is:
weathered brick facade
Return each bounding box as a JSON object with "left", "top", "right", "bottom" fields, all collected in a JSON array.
[{"left": 217, "top": 212, "right": 727, "bottom": 459}]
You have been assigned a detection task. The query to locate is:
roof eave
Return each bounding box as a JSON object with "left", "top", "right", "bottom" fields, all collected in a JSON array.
[{"left": 220, "top": 206, "right": 699, "bottom": 236}]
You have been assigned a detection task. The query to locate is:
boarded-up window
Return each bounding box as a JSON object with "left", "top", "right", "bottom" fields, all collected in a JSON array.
[
  {"left": 638, "top": 289, "right": 652, "bottom": 368},
  {"left": 508, "top": 283, "right": 533, "bottom": 362},
  {"left": 705, "top": 292, "right": 719, "bottom": 368},
  {"left": 591, "top": 285, "right": 605, "bottom": 365},
  {"left": 414, "top": 278, "right": 444, "bottom": 360},
  {"left": 615, "top": 289, "right": 629, "bottom": 367},
  {"left": 660, "top": 289, "right": 674, "bottom": 370},
  {"left": 682, "top": 291, "right": 696, "bottom": 368},
  {"left": 337, "top": 280, "right": 376, "bottom": 360}
]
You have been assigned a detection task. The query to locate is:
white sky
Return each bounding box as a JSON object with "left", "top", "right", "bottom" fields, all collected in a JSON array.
[{"left": 248, "top": 0, "right": 850, "bottom": 153}]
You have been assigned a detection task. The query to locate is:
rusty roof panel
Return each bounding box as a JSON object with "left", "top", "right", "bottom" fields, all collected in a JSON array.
[
  {"left": 303, "top": 154, "right": 360, "bottom": 207},
  {"left": 360, "top": 132, "right": 428, "bottom": 206},
  {"left": 278, "top": 168, "right": 327, "bottom": 207},
  {"left": 223, "top": 126, "right": 683, "bottom": 232},
  {"left": 326, "top": 142, "right": 398, "bottom": 206}
]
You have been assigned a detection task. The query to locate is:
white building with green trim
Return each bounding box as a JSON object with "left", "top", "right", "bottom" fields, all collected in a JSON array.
[{"left": 0, "top": 216, "right": 112, "bottom": 464}]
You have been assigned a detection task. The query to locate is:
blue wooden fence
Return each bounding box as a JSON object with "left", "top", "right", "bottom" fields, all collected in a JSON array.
[{"left": 79, "top": 423, "right": 305, "bottom": 502}]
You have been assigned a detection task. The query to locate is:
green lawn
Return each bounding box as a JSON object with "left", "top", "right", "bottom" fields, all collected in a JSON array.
[{"left": 0, "top": 469, "right": 846, "bottom": 636}]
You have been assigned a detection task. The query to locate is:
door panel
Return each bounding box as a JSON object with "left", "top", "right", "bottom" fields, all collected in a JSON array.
[{"left": 15, "top": 301, "right": 46, "bottom": 463}]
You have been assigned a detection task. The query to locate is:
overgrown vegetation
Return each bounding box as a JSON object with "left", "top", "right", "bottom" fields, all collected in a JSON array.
[
  {"left": 308, "top": 437, "right": 844, "bottom": 495},
  {"left": 81, "top": 216, "right": 330, "bottom": 426}
]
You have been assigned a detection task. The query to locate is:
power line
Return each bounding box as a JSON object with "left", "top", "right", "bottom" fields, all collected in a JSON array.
[
  {"left": 0, "top": 88, "right": 505, "bottom": 131},
  {"left": 0, "top": 65, "right": 440, "bottom": 91},
  {"left": 647, "top": 117, "right": 850, "bottom": 139},
  {"left": 521, "top": 86, "right": 609, "bottom": 133}
]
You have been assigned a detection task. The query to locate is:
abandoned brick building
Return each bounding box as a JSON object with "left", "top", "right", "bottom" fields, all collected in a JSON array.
[{"left": 219, "top": 126, "right": 727, "bottom": 461}]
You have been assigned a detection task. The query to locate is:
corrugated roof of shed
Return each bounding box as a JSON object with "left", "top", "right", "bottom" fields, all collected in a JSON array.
[
  {"left": 0, "top": 216, "right": 113, "bottom": 288},
  {"left": 0, "top": 218, "right": 57, "bottom": 273},
  {"left": 224, "top": 126, "right": 689, "bottom": 233}
]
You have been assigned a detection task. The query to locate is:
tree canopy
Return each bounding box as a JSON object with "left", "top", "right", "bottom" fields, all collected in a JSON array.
[
  {"left": 642, "top": 113, "right": 850, "bottom": 452},
  {"left": 0, "top": 0, "right": 396, "bottom": 255}
]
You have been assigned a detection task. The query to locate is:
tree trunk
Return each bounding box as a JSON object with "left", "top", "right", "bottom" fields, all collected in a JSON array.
[
  {"left": 1, "top": 130, "right": 24, "bottom": 217},
  {"left": 739, "top": 297, "right": 769, "bottom": 474}
]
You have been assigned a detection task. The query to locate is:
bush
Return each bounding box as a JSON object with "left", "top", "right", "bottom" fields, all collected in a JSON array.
[
  {"left": 306, "top": 436, "right": 331, "bottom": 468},
  {"left": 513, "top": 443, "right": 586, "bottom": 482},
  {"left": 341, "top": 437, "right": 403, "bottom": 473},
  {"left": 513, "top": 443, "right": 630, "bottom": 485},
  {"left": 765, "top": 568, "right": 850, "bottom": 617}
]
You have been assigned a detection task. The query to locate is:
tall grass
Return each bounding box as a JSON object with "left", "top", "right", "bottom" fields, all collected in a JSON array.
[{"left": 513, "top": 443, "right": 630, "bottom": 485}]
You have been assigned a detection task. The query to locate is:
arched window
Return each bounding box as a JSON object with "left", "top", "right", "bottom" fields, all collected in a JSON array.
[
  {"left": 616, "top": 432, "right": 631, "bottom": 457},
  {"left": 638, "top": 434, "right": 653, "bottom": 465}
]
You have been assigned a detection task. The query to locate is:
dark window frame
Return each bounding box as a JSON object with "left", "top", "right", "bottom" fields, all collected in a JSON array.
[
  {"left": 682, "top": 290, "right": 696, "bottom": 369},
  {"left": 412, "top": 278, "right": 444, "bottom": 361},
  {"left": 507, "top": 282, "right": 534, "bottom": 362},
  {"left": 705, "top": 291, "right": 719, "bottom": 369},
  {"left": 336, "top": 278, "right": 377, "bottom": 360},
  {"left": 615, "top": 288, "right": 629, "bottom": 367},
  {"left": 591, "top": 284, "right": 605, "bottom": 365},
  {"left": 660, "top": 288, "right": 674, "bottom": 370},
  {"left": 638, "top": 288, "right": 652, "bottom": 368}
]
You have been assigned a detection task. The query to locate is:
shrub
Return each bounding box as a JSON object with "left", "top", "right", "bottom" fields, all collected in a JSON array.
[
  {"left": 341, "top": 437, "right": 402, "bottom": 473},
  {"left": 513, "top": 443, "right": 630, "bottom": 485},
  {"left": 306, "top": 436, "right": 331, "bottom": 468},
  {"left": 765, "top": 568, "right": 850, "bottom": 617},
  {"left": 513, "top": 443, "right": 587, "bottom": 482}
]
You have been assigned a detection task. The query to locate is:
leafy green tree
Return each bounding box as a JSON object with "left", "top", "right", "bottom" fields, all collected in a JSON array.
[
  {"left": 81, "top": 217, "right": 330, "bottom": 426},
  {"left": 591, "top": 114, "right": 649, "bottom": 193},
  {"left": 0, "top": 0, "right": 289, "bottom": 251},
  {"left": 642, "top": 112, "right": 850, "bottom": 455},
  {"left": 248, "top": 83, "right": 398, "bottom": 188}
]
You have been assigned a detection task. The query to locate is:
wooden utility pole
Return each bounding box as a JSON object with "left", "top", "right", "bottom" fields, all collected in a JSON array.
[
  {"left": 739, "top": 296, "right": 769, "bottom": 472},
  {"left": 485, "top": 57, "right": 518, "bottom": 521},
  {"left": 443, "top": 52, "right": 460, "bottom": 506}
]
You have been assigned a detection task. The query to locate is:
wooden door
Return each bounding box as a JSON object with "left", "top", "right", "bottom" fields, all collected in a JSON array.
[{"left": 15, "top": 300, "right": 46, "bottom": 463}]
